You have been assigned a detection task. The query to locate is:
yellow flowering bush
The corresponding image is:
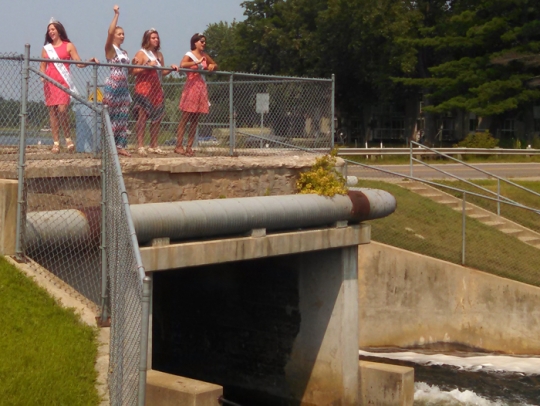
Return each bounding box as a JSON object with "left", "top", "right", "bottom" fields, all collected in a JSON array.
[{"left": 296, "top": 150, "right": 348, "bottom": 197}]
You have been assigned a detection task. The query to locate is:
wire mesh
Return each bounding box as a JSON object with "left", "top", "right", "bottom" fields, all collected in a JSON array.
[
  {"left": 102, "top": 108, "right": 145, "bottom": 406},
  {"left": 1, "top": 50, "right": 148, "bottom": 405}
]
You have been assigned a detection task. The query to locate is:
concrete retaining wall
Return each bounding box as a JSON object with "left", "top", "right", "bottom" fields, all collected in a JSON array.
[
  {"left": 358, "top": 242, "right": 540, "bottom": 354},
  {"left": 9, "top": 155, "right": 328, "bottom": 210},
  {"left": 0, "top": 179, "right": 17, "bottom": 255}
]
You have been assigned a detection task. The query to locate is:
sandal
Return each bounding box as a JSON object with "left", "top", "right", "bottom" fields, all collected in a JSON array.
[
  {"left": 137, "top": 147, "right": 147, "bottom": 156},
  {"left": 148, "top": 147, "right": 166, "bottom": 155},
  {"left": 65, "top": 138, "right": 75, "bottom": 153},
  {"left": 51, "top": 143, "right": 60, "bottom": 154},
  {"left": 185, "top": 148, "right": 195, "bottom": 157},
  {"left": 174, "top": 146, "right": 186, "bottom": 155}
]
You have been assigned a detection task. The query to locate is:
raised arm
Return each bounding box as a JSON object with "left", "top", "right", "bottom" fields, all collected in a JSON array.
[{"left": 105, "top": 5, "right": 120, "bottom": 60}]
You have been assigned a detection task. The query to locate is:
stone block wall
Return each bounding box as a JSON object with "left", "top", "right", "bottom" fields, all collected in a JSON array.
[{"left": 15, "top": 155, "right": 334, "bottom": 210}]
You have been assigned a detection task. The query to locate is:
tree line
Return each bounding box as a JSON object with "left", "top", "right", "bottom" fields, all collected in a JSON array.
[{"left": 204, "top": 0, "right": 540, "bottom": 144}]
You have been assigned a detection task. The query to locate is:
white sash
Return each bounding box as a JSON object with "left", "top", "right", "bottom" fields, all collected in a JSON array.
[
  {"left": 186, "top": 51, "right": 206, "bottom": 83},
  {"left": 140, "top": 48, "right": 161, "bottom": 67},
  {"left": 141, "top": 48, "right": 162, "bottom": 82},
  {"left": 113, "top": 45, "right": 128, "bottom": 64},
  {"left": 43, "top": 43, "right": 78, "bottom": 96}
]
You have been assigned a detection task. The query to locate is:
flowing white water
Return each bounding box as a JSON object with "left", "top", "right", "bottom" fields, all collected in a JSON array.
[
  {"left": 360, "top": 350, "right": 540, "bottom": 406},
  {"left": 359, "top": 350, "right": 540, "bottom": 375},
  {"left": 414, "top": 382, "right": 517, "bottom": 406}
]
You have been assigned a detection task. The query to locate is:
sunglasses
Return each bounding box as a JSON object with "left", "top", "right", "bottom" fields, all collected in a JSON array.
[{"left": 199, "top": 40, "right": 206, "bottom": 44}]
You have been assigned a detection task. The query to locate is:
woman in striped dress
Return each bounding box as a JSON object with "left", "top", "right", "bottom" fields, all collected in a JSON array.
[{"left": 103, "top": 5, "right": 132, "bottom": 157}]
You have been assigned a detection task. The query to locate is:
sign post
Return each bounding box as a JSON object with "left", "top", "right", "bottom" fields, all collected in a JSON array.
[{"left": 256, "top": 93, "right": 269, "bottom": 148}]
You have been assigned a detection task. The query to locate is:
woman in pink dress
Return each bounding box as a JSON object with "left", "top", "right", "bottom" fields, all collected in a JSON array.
[
  {"left": 40, "top": 20, "right": 97, "bottom": 153},
  {"left": 175, "top": 33, "right": 218, "bottom": 156}
]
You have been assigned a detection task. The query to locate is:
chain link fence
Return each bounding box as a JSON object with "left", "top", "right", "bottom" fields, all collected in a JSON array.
[
  {"left": 0, "top": 45, "right": 334, "bottom": 405},
  {"left": 0, "top": 47, "right": 150, "bottom": 405},
  {"left": 1, "top": 51, "right": 333, "bottom": 159},
  {"left": 102, "top": 108, "right": 150, "bottom": 406},
  {"left": 346, "top": 159, "right": 540, "bottom": 287}
]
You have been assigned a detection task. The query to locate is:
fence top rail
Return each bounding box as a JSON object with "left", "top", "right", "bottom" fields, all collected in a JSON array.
[
  {"left": 24, "top": 55, "right": 332, "bottom": 82},
  {"left": 339, "top": 147, "right": 540, "bottom": 156},
  {"left": 409, "top": 141, "right": 540, "bottom": 201},
  {"left": 342, "top": 158, "right": 540, "bottom": 215}
]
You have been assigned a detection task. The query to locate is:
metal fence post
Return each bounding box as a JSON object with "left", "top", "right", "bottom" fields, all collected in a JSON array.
[
  {"left": 497, "top": 179, "right": 501, "bottom": 216},
  {"left": 15, "top": 44, "right": 30, "bottom": 261},
  {"left": 331, "top": 74, "right": 335, "bottom": 150},
  {"left": 92, "top": 64, "right": 99, "bottom": 156},
  {"left": 229, "top": 74, "right": 235, "bottom": 156},
  {"left": 409, "top": 141, "right": 413, "bottom": 178},
  {"left": 100, "top": 106, "right": 109, "bottom": 324},
  {"left": 462, "top": 192, "right": 466, "bottom": 265},
  {"left": 138, "top": 276, "right": 152, "bottom": 406}
]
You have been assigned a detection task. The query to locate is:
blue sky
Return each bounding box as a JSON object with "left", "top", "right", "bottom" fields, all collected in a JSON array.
[{"left": 3, "top": 0, "right": 245, "bottom": 65}]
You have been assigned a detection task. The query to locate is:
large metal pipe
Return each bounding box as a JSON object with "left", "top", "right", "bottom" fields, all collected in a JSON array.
[
  {"left": 25, "top": 189, "right": 396, "bottom": 247},
  {"left": 130, "top": 189, "right": 395, "bottom": 243}
]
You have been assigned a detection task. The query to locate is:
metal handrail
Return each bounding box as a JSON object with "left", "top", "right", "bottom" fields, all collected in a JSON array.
[
  {"left": 337, "top": 147, "right": 540, "bottom": 156},
  {"left": 409, "top": 141, "right": 540, "bottom": 214},
  {"left": 342, "top": 157, "right": 540, "bottom": 215}
]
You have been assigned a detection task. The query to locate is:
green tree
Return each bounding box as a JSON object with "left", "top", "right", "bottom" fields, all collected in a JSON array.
[
  {"left": 207, "top": 0, "right": 422, "bottom": 122},
  {"left": 204, "top": 21, "right": 243, "bottom": 72},
  {"left": 395, "top": 0, "right": 540, "bottom": 136}
]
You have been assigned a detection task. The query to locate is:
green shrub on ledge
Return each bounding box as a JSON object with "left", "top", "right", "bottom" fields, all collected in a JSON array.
[{"left": 296, "top": 150, "right": 348, "bottom": 197}]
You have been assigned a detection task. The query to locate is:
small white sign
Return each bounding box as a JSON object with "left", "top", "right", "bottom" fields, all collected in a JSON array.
[{"left": 256, "top": 93, "right": 269, "bottom": 114}]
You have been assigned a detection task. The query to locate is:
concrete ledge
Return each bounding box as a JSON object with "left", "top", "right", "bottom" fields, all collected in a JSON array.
[
  {"left": 359, "top": 361, "right": 414, "bottom": 406},
  {"left": 141, "top": 224, "right": 370, "bottom": 271},
  {"left": 146, "top": 370, "right": 222, "bottom": 406},
  {"left": 0, "top": 179, "right": 18, "bottom": 255}
]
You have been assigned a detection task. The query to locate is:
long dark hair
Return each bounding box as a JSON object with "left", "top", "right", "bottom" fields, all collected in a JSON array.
[
  {"left": 190, "top": 33, "right": 205, "bottom": 51},
  {"left": 44, "top": 22, "right": 71, "bottom": 45},
  {"left": 141, "top": 29, "right": 160, "bottom": 51}
]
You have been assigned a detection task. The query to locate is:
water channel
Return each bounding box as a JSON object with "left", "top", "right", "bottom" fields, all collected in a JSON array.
[{"left": 360, "top": 347, "right": 540, "bottom": 405}]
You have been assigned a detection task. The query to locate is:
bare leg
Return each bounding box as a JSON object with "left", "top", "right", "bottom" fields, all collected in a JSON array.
[
  {"left": 57, "top": 104, "right": 70, "bottom": 140},
  {"left": 135, "top": 107, "right": 148, "bottom": 149},
  {"left": 175, "top": 112, "right": 190, "bottom": 154},
  {"left": 48, "top": 106, "right": 60, "bottom": 143},
  {"left": 57, "top": 104, "right": 73, "bottom": 151},
  {"left": 185, "top": 113, "right": 200, "bottom": 156},
  {"left": 149, "top": 119, "right": 161, "bottom": 149},
  {"left": 48, "top": 106, "right": 60, "bottom": 153}
]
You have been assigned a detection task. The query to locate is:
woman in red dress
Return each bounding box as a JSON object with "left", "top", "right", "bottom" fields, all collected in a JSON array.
[
  {"left": 175, "top": 33, "right": 218, "bottom": 156},
  {"left": 40, "top": 20, "right": 96, "bottom": 153},
  {"left": 131, "top": 29, "right": 178, "bottom": 156}
]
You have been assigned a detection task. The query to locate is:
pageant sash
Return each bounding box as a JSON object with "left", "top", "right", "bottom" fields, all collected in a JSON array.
[
  {"left": 43, "top": 43, "right": 78, "bottom": 96},
  {"left": 141, "top": 48, "right": 162, "bottom": 82}
]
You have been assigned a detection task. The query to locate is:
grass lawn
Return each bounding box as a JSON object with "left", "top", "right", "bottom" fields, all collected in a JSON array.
[
  {"left": 361, "top": 180, "right": 540, "bottom": 287},
  {"left": 0, "top": 257, "right": 99, "bottom": 405}
]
